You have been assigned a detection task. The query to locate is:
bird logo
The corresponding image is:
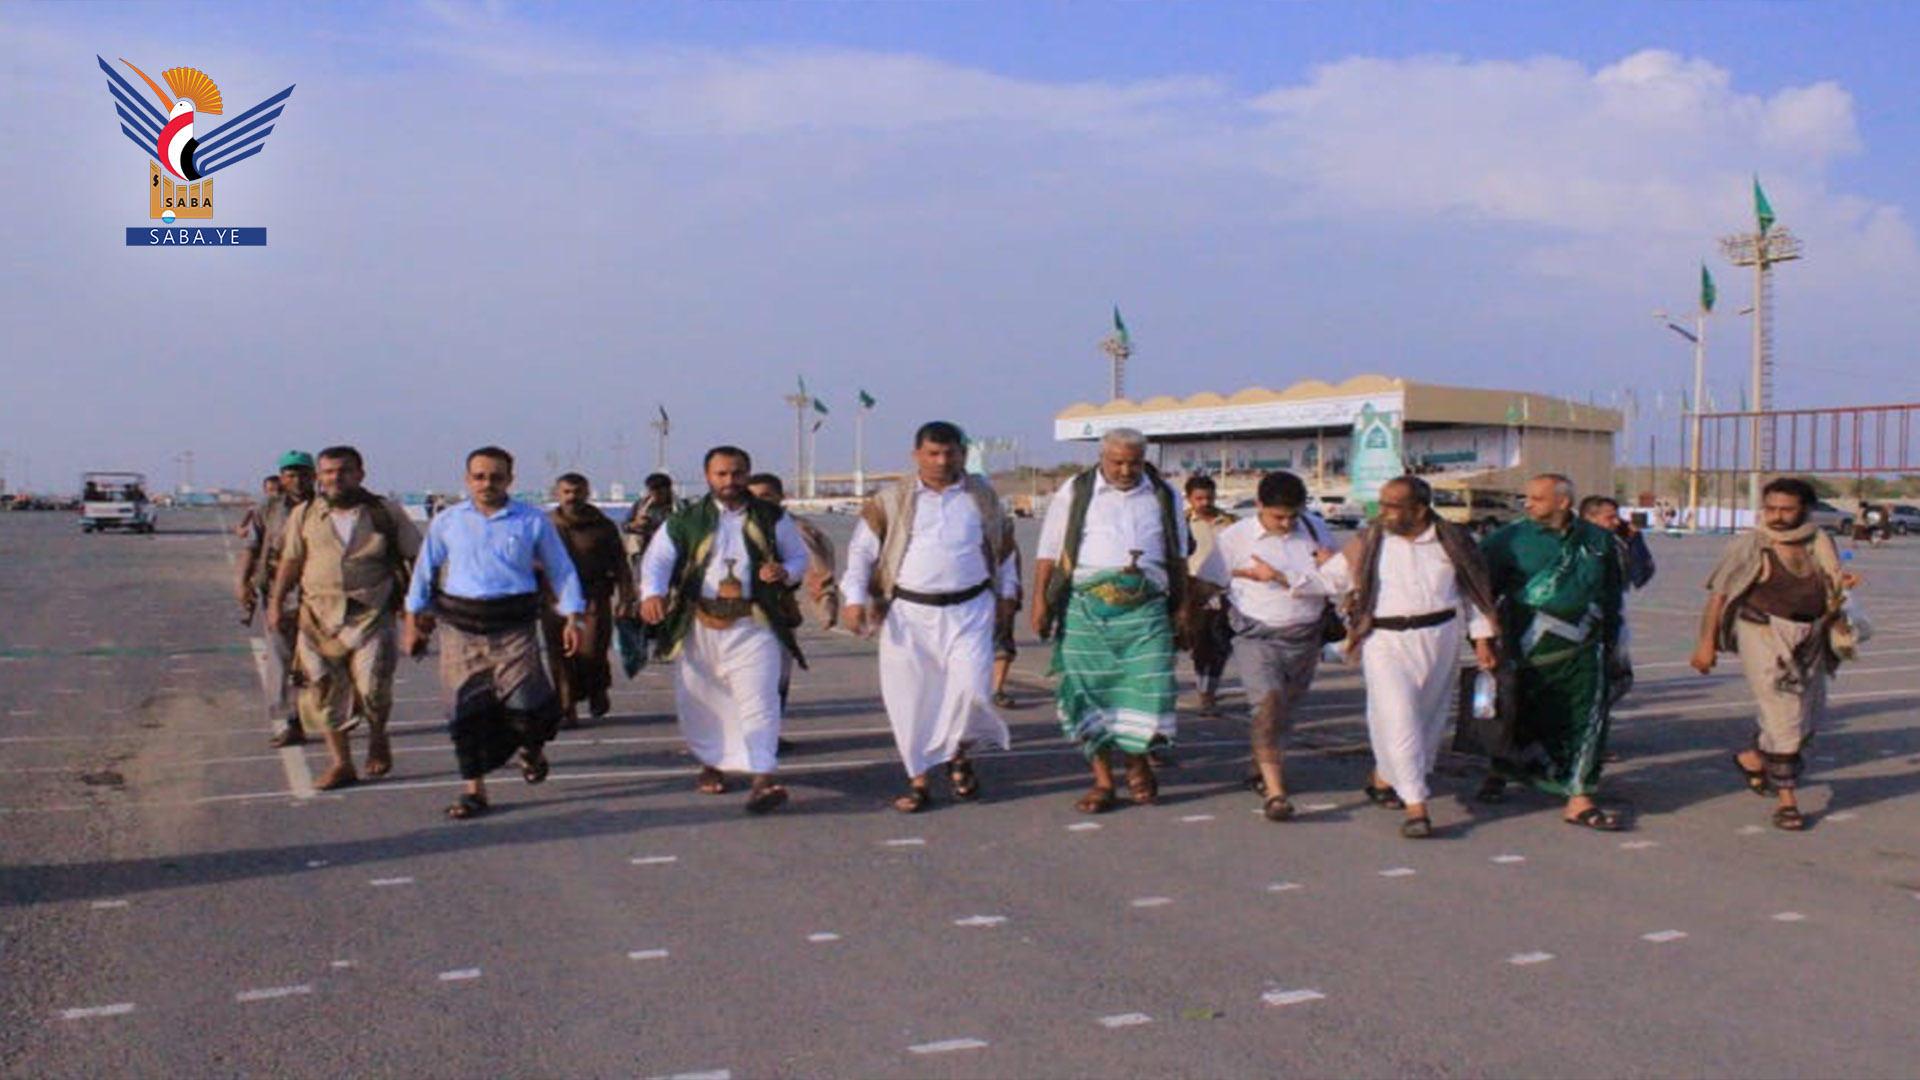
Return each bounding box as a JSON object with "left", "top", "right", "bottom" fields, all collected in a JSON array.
[{"left": 99, "top": 56, "right": 294, "bottom": 221}]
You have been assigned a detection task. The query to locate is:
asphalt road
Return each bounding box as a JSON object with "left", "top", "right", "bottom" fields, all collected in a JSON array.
[{"left": 4, "top": 507, "right": 1919, "bottom": 1079}]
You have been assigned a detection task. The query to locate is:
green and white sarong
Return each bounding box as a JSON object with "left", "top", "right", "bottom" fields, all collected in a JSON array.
[{"left": 1051, "top": 569, "right": 1177, "bottom": 756}]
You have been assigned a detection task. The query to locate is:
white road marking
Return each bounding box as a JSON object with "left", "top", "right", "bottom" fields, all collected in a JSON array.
[
  {"left": 1262, "top": 989, "right": 1326, "bottom": 1006},
  {"left": 908, "top": 1038, "right": 988, "bottom": 1054},
  {"left": 89, "top": 900, "right": 129, "bottom": 909},
  {"left": 883, "top": 838, "right": 926, "bottom": 847},
  {"left": 1508, "top": 951, "right": 1555, "bottom": 965},
  {"left": 1378, "top": 867, "right": 1417, "bottom": 878},
  {"left": 627, "top": 949, "right": 671, "bottom": 960},
  {"left": 1300, "top": 802, "right": 1337, "bottom": 813},
  {"left": 1642, "top": 930, "right": 1689, "bottom": 943},
  {"left": 437, "top": 968, "right": 482, "bottom": 982},
  {"left": 330, "top": 960, "right": 355, "bottom": 968},
  {"left": 1266, "top": 882, "right": 1302, "bottom": 893},
  {"left": 1738, "top": 825, "right": 1766, "bottom": 835},
  {"left": 368, "top": 876, "right": 415, "bottom": 887},
  {"left": 306, "top": 860, "right": 329, "bottom": 869},
  {"left": 1178, "top": 814, "right": 1216, "bottom": 823},
  {"left": 8, "top": 710, "right": 40, "bottom": 717},
  {"left": 49, "top": 688, "right": 84, "bottom": 695},
  {"left": 807, "top": 933, "right": 841, "bottom": 943},
  {"left": 1772, "top": 912, "right": 1807, "bottom": 922},
  {"left": 57, "top": 1003, "right": 135, "bottom": 1020},
  {"left": 1066, "top": 822, "right": 1102, "bottom": 832},
  {"left": 250, "top": 638, "right": 314, "bottom": 800},
  {"left": 1490, "top": 855, "right": 1527, "bottom": 864},
  {"left": 235, "top": 984, "right": 313, "bottom": 1003},
  {"left": 1097, "top": 1013, "right": 1153, "bottom": 1028},
  {"left": 1130, "top": 897, "right": 1174, "bottom": 908},
  {"left": 1827, "top": 811, "right": 1858, "bottom": 822},
  {"left": 630, "top": 855, "right": 679, "bottom": 865},
  {"left": 649, "top": 1072, "right": 731, "bottom": 1080},
  {"left": 1619, "top": 840, "right": 1661, "bottom": 850},
  {"left": 953, "top": 915, "right": 1008, "bottom": 927}
]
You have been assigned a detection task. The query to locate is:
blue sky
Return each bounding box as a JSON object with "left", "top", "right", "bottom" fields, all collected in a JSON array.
[{"left": 4, "top": 1, "right": 1918, "bottom": 494}]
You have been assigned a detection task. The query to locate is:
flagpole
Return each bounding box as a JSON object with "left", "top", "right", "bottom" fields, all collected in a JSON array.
[
  {"left": 1686, "top": 310, "right": 1706, "bottom": 530},
  {"left": 807, "top": 423, "right": 819, "bottom": 500},
  {"left": 855, "top": 406, "right": 867, "bottom": 498},
  {"left": 784, "top": 382, "right": 810, "bottom": 498}
]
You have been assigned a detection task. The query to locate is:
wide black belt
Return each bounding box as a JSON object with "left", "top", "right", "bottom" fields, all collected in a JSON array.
[
  {"left": 1372, "top": 609, "right": 1456, "bottom": 632},
  {"left": 892, "top": 580, "right": 993, "bottom": 608},
  {"left": 434, "top": 591, "right": 542, "bottom": 635}
]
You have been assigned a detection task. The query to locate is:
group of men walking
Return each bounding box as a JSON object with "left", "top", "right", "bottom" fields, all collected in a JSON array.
[{"left": 237, "top": 425, "right": 1862, "bottom": 833}]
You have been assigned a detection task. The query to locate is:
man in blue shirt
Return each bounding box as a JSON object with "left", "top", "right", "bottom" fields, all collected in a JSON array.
[{"left": 404, "top": 446, "right": 586, "bottom": 820}]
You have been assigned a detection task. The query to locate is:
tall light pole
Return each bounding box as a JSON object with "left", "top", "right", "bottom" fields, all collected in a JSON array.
[
  {"left": 1655, "top": 303, "right": 1708, "bottom": 528},
  {"left": 650, "top": 405, "right": 670, "bottom": 475},
  {"left": 854, "top": 390, "right": 876, "bottom": 498},
  {"left": 1100, "top": 306, "right": 1132, "bottom": 401},
  {"left": 783, "top": 377, "right": 812, "bottom": 497},
  {"left": 1721, "top": 178, "right": 1802, "bottom": 521}
]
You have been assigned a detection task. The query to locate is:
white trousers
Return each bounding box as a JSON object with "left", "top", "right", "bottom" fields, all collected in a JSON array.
[
  {"left": 1360, "top": 619, "right": 1466, "bottom": 807},
  {"left": 675, "top": 621, "right": 784, "bottom": 774},
  {"left": 879, "top": 592, "right": 1010, "bottom": 779}
]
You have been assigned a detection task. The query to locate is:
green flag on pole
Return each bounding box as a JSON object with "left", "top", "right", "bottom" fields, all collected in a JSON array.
[
  {"left": 813, "top": 398, "right": 829, "bottom": 416},
  {"left": 1754, "top": 176, "right": 1775, "bottom": 235},
  {"left": 857, "top": 389, "right": 876, "bottom": 409},
  {"left": 1700, "top": 263, "right": 1716, "bottom": 313},
  {"left": 1113, "top": 306, "right": 1130, "bottom": 347}
]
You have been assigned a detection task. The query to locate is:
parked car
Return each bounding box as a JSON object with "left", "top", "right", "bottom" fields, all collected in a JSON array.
[
  {"left": 1316, "top": 495, "right": 1364, "bottom": 529},
  {"left": 79, "top": 471, "right": 158, "bottom": 534},
  {"left": 1805, "top": 499, "right": 1853, "bottom": 535},
  {"left": 1888, "top": 504, "right": 1920, "bottom": 535},
  {"left": 1432, "top": 486, "right": 1519, "bottom": 535}
]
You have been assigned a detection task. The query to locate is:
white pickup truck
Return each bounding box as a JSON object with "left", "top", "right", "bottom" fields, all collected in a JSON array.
[{"left": 79, "top": 471, "right": 158, "bottom": 534}]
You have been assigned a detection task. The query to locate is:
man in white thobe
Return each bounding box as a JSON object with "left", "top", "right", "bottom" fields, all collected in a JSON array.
[
  {"left": 640, "top": 445, "right": 810, "bottom": 815},
  {"left": 1301, "top": 475, "right": 1499, "bottom": 838},
  {"left": 1195, "top": 471, "right": 1336, "bottom": 822},
  {"left": 842, "top": 422, "right": 1017, "bottom": 812}
]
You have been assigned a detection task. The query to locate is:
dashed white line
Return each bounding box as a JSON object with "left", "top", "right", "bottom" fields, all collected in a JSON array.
[
  {"left": 437, "top": 968, "right": 482, "bottom": 982},
  {"left": 630, "top": 855, "right": 679, "bottom": 865},
  {"left": 1827, "top": 811, "right": 1858, "bottom": 822},
  {"left": 57, "top": 1003, "right": 135, "bottom": 1020},
  {"left": 1772, "top": 912, "right": 1807, "bottom": 922},
  {"left": 305, "top": 860, "right": 330, "bottom": 869},
  {"left": 807, "top": 932, "right": 841, "bottom": 943},
  {"left": 1378, "top": 867, "right": 1417, "bottom": 878},
  {"left": 1261, "top": 989, "right": 1325, "bottom": 1006},
  {"left": 883, "top": 838, "right": 927, "bottom": 847},
  {"left": 235, "top": 984, "right": 314, "bottom": 1003},
  {"left": 1129, "top": 897, "right": 1173, "bottom": 908},
  {"left": 1097, "top": 1012, "right": 1153, "bottom": 1028},
  {"left": 1508, "top": 952, "right": 1555, "bottom": 965},
  {"left": 330, "top": 960, "right": 356, "bottom": 969},
  {"left": 649, "top": 1071, "right": 731, "bottom": 1080},
  {"left": 1266, "top": 882, "right": 1302, "bottom": 893},
  {"left": 908, "top": 1038, "right": 989, "bottom": 1054},
  {"left": 1737, "top": 825, "right": 1766, "bottom": 835},
  {"left": 1178, "top": 814, "right": 1216, "bottom": 823},
  {"left": 1299, "top": 802, "right": 1337, "bottom": 814},
  {"left": 89, "top": 899, "right": 130, "bottom": 910},
  {"left": 369, "top": 877, "right": 415, "bottom": 887},
  {"left": 1642, "top": 930, "right": 1688, "bottom": 943},
  {"left": 953, "top": 915, "right": 1008, "bottom": 927},
  {"left": 627, "top": 949, "right": 671, "bottom": 961},
  {"left": 1490, "top": 855, "right": 1527, "bottom": 864},
  {"left": 1066, "top": 822, "right": 1102, "bottom": 832},
  {"left": 1619, "top": 840, "right": 1661, "bottom": 850}
]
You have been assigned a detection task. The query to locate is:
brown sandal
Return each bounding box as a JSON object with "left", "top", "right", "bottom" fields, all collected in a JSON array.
[
  {"left": 1075, "top": 787, "right": 1117, "bottom": 814},
  {"left": 696, "top": 767, "right": 727, "bottom": 795},
  {"left": 893, "top": 786, "right": 932, "bottom": 814},
  {"left": 1125, "top": 757, "right": 1159, "bottom": 806},
  {"left": 445, "top": 792, "right": 489, "bottom": 820},
  {"left": 745, "top": 782, "right": 789, "bottom": 815},
  {"left": 1772, "top": 805, "right": 1806, "bottom": 831}
]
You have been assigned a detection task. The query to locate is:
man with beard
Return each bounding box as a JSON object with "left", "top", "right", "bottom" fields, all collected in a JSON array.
[
  {"left": 1691, "top": 477, "right": 1858, "bottom": 831},
  {"left": 1194, "top": 471, "right": 1336, "bottom": 822},
  {"left": 544, "top": 473, "right": 637, "bottom": 728},
  {"left": 1184, "top": 473, "right": 1237, "bottom": 716},
  {"left": 1479, "top": 474, "right": 1626, "bottom": 830},
  {"left": 624, "top": 472, "right": 678, "bottom": 560},
  {"left": 269, "top": 446, "right": 421, "bottom": 789},
  {"left": 1033, "top": 428, "right": 1189, "bottom": 813},
  {"left": 236, "top": 452, "right": 314, "bottom": 747},
  {"left": 840, "top": 421, "right": 1018, "bottom": 812},
  {"left": 405, "top": 447, "right": 584, "bottom": 820},
  {"left": 1300, "top": 476, "right": 1500, "bottom": 837},
  {"left": 639, "top": 446, "right": 809, "bottom": 814}
]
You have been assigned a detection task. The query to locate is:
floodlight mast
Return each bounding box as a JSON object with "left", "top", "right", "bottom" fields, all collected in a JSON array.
[{"left": 1720, "top": 225, "right": 1803, "bottom": 522}]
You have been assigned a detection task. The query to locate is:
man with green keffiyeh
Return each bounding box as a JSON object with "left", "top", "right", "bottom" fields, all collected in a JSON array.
[
  {"left": 1478, "top": 473, "right": 1626, "bottom": 830},
  {"left": 1032, "top": 428, "right": 1190, "bottom": 814}
]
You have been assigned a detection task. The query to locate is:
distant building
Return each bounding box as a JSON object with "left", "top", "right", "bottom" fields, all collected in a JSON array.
[{"left": 1054, "top": 374, "right": 1619, "bottom": 505}]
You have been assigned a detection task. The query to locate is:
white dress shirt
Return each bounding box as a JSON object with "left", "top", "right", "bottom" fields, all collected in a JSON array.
[
  {"left": 840, "top": 478, "right": 1020, "bottom": 604},
  {"left": 1196, "top": 515, "right": 1331, "bottom": 628},
  {"left": 638, "top": 504, "right": 809, "bottom": 602},
  {"left": 1307, "top": 525, "right": 1496, "bottom": 639},
  {"left": 1037, "top": 471, "right": 1189, "bottom": 590}
]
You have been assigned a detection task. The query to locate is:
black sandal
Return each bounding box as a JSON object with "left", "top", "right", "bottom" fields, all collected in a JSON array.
[
  {"left": 446, "top": 793, "right": 489, "bottom": 820},
  {"left": 1732, "top": 753, "right": 1772, "bottom": 797},
  {"left": 1075, "top": 787, "right": 1117, "bottom": 814},
  {"left": 1363, "top": 783, "right": 1405, "bottom": 810},
  {"left": 948, "top": 759, "right": 981, "bottom": 802},
  {"left": 1263, "top": 794, "right": 1295, "bottom": 822},
  {"left": 745, "top": 782, "right": 789, "bottom": 815},
  {"left": 1563, "top": 806, "right": 1623, "bottom": 831},
  {"left": 893, "top": 786, "right": 932, "bottom": 814},
  {"left": 1772, "top": 805, "right": 1806, "bottom": 831},
  {"left": 521, "top": 749, "right": 549, "bottom": 785},
  {"left": 1400, "top": 815, "right": 1433, "bottom": 839}
]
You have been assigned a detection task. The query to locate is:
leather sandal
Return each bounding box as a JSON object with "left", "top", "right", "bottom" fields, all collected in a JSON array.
[
  {"left": 744, "top": 782, "right": 789, "bottom": 815},
  {"left": 446, "top": 792, "right": 489, "bottom": 820},
  {"left": 1563, "top": 806, "right": 1623, "bottom": 831},
  {"left": 1772, "top": 805, "right": 1806, "bottom": 831},
  {"left": 893, "top": 786, "right": 932, "bottom": 814},
  {"left": 948, "top": 759, "right": 981, "bottom": 801},
  {"left": 1400, "top": 815, "right": 1433, "bottom": 839},
  {"left": 1363, "top": 783, "right": 1405, "bottom": 810},
  {"left": 1075, "top": 787, "right": 1117, "bottom": 814},
  {"left": 696, "top": 766, "right": 727, "bottom": 795},
  {"left": 1125, "top": 758, "right": 1159, "bottom": 805},
  {"left": 520, "top": 749, "right": 550, "bottom": 785},
  {"left": 1263, "top": 794, "right": 1295, "bottom": 822},
  {"left": 1732, "top": 753, "right": 1772, "bottom": 797}
]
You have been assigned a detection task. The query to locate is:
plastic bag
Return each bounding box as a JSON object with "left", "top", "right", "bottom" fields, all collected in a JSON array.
[
  {"left": 612, "top": 616, "right": 650, "bottom": 678},
  {"left": 1471, "top": 670, "right": 1497, "bottom": 719}
]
